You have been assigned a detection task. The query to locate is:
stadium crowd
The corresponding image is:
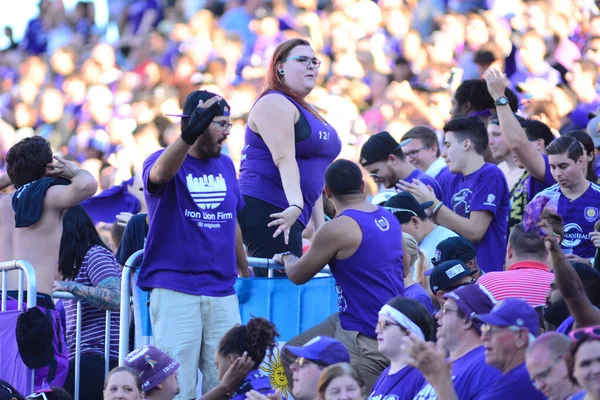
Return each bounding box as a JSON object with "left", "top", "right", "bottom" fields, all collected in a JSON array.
[{"left": 3, "top": 0, "right": 600, "bottom": 400}]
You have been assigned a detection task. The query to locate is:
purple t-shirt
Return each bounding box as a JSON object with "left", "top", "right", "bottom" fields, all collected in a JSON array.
[
  {"left": 64, "top": 246, "right": 121, "bottom": 359},
  {"left": 239, "top": 91, "right": 341, "bottom": 227},
  {"left": 405, "top": 283, "right": 435, "bottom": 314},
  {"left": 479, "top": 363, "right": 545, "bottom": 400},
  {"left": 413, "top": 346, "right": 502, "bottom": 400},
  {"left": 229, "top": 369, "right": 273, "bottom": 400},
  {"left": 404, "top": 169, "right": 443, "bottom": 202},
  {"left": 527, "top": 183, "right": 600, "bottom": 258},
  {"left": 443, "top": 163, "right": 510, "bottom": 272},
  {"left": 139, "top": 150, "right": 244, "bottom": 296},
  {"left": 557, "top": 316, "right": 575, "bottom": 334},
  {"left": 526, "top": 154, "right": 555, "bottom": 202},
  {"left": 368, "top": 366, "right": 425, "bottom": 400},
  {"left": 330, "top": 207, "right": 405, "bottom": 338}
]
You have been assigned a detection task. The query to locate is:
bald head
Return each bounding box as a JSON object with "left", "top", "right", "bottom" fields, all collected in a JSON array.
[{"left": 527, "top": 332, "right": 571, "bottom": 359}]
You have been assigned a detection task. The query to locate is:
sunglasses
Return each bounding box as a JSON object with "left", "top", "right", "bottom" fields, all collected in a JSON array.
[
  {"left": 28, "top": 391, "right": 50, "bottom": 400},
  {"left": 0, "top": 383, "right": 13, "bottom": 394},
  {"left": 569, "top": 326, "right": 600, "bottom": 341}
]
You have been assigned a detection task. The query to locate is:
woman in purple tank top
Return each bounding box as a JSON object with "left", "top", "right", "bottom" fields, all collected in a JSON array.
[{"left": 238, "top": 38, "right": 341, "bottom": 277}]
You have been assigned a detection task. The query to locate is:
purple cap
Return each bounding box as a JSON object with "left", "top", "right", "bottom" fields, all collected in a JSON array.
[
  {"left": 443, "top": 284, "right": 497, "bottom": 333},
  {"left": 472, "top": 298, "right": 540, "bottom": 337},
  {"left": 286, "top": 336, "right": 350, "bottom": 366},
  {"left": 124, "top": 346, "right": 180, "bottom": 391}
]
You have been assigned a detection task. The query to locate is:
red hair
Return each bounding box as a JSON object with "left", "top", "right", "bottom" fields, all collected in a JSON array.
[{"left": 260, "top": 38, "right": 324, "bottom": 122}]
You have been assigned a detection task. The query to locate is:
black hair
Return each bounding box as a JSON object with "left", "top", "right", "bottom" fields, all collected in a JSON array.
[
  {"left": 386, "top": 297, "right": 436, "bottom": 341},
  {"left": 454, "top": 79, "right": 519, "bottom": 114},
  {"left": 563, "top": 130, "right": 598, "bottom": 182},
  {"left": 0, "top": 379, "right": 25, "bottom": 400},
  {"left": 546, "top": 136, "right": 585, "bottom": 166},
  {"left": 572, "top": 262, "right": 600, "bottom": 307},
  {"left": 218, "top": 317, "right": 280, "bottom": 369},
  {"left": 29, "top": 388, "right": 72, "bottom": 400},
  {"left": 509, "top": 224, "right": 547, "bottom": 261},
  {"left": 58, "top": 206, "right": 111, "bottom": 280},
  {"left": 401, "top": 126, "right": 440, "bottom": 157},
  {"left": 5, "top": 136, "right": 54, "bottom": 189},
  {"left": 325, "top": 159, "right": 363, "bottom": 196},
  {"left": 520, "top": 120, "right": 555, "bottom": 147},
  {"left": 443, "top": 116, "right": 488, "bottom": 155},
  {"left": 104, "top": 366, "right": 143, "bottom": 392}
]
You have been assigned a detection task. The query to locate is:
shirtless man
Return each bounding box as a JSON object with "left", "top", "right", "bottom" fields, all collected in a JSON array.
[{"left": 0, "top": 136, "right": 97, "bottom": 389}]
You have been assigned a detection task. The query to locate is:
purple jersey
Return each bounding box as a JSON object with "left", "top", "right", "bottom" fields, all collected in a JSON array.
[
  {"left": 404, "top": 169, "right": 443, "bottom": 202},
  {"left": 330, "top": 207, "right": 405, "bottom": 338},
  {"left": 405, "top": 284, "right": 435, "bottom": 314},
  {"left": 368, "top": 366, "right": 425, "bottom": 400},
  {"left": 139, "top": 151, "right": 244, "bottom": 296},
  {"left": 527, "top": 183, "right": 600, "bottom": 258},
  {"left": 239, "top": 91, "right": 341, "bottom": 227},
  {"left": 413, "top": 346, "right": 502, "bottom": 400},
  {"left": 230, "top": 369, "right": 274, "bottom": 400},
  {"left": 443, "top": 163, "right": 510, "bottom": 272},
  {"left": 479, "top": 363, "right": 545, "bottom": 400}
]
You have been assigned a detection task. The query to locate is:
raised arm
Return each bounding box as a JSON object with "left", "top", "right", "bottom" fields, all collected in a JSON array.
[
  {"left": 250, "top": 94, "right": 304, "bottom": 243},
  {"left": 542, "top": 222, "right": 600, "bottom": 327},
  {"left": 148, "top": 96, "right": 222, "bottom": 189},
  {"left": 44, "top": 156, "right": 98, "bottom": 209},
  {"left": 485, "top": 69, "right": 547, "bottom": 181}
]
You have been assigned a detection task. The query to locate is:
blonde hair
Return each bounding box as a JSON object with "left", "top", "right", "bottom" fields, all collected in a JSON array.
[
  {"left": 402, "top": 232, "right": 428, "bottom": 288},
  {"left": 318, "top": 363, "right": 365, "bottom": 400}
]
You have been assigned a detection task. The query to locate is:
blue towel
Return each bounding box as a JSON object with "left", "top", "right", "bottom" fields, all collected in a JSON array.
[{"left": 12, "top": 177, "right": 70, "bottom": 228}]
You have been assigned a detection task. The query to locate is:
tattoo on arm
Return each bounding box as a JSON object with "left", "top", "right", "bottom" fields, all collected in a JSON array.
[{"left": 63, "top": 277, "right": 121, "bottom": 312}]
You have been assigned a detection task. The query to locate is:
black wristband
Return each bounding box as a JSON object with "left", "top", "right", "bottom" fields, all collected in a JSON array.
[
  {"left": 290, "top": 204, "right": 303, "bottom": 212},
  {"left": 180, "top": 103, "right": 220, "bottom": 145}
]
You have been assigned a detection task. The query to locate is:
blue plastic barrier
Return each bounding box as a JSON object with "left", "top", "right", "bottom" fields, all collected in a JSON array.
[{"left": 234, "top": 276, "right": 338, "bottom": 341}]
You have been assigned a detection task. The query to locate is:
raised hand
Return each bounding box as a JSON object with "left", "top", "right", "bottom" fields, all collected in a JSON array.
[
  {"left": 484, "top": 68, "right": 508, "bottom": 100},
  {"left": 46, "top": 155, "right": 79, "bottom": 180},
  {"left": 180, "top": 95, "right": 223, "bottom": 145}
]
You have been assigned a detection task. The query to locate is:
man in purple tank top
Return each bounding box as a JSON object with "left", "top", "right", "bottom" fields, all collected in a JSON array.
[{"left": 274, "top": 159, "right": 409, "bottom": 393}]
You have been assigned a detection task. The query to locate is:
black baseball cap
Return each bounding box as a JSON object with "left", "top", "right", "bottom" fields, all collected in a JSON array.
[
  {"left": 166, "top": 90, "right": 230, "bottom": 118},
  {"left": 429, "top": 260, "right": 476, "bottom": 294},
  {"left": 431, "top": 236, "right": 477, "bottom": 267},
  {"left": 16, "top": 307, "right": 55, "bottom": 369},
  {"left": 384, "top": 192, "right": 433, "bottom": 224},
  {"left": 360, "top": 131, "right": 412, "bottom": 167}
]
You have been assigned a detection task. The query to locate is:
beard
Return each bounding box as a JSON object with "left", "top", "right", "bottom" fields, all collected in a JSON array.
[
  {"left": 544, "top": 298, "right": 571, "bottom": 327},
  {"left": 194, "top": 136, "right": 222, "bottom": 159}
]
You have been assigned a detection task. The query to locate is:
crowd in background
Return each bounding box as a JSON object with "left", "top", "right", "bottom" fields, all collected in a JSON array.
[{"left": 3, "top": 0, "right": 600, "bottom": 210}]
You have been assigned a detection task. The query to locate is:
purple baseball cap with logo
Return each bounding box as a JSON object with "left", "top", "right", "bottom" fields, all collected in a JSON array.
[
  {"left": 124, "top": 346, "right": 180, "bottom": 391},
  {"left": 286, "top": 336, "right": 350, "bottom": 366},
  {"left": 472, "top": 298, "right": 540, "bottom": 337}
]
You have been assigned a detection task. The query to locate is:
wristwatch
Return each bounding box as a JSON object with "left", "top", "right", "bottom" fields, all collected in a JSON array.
[
  {"left": 495, "top": 96, "right": 509, "bottom": 106},
  {"left": 280, "top": 251, "right": 297, "bottom": 262}
]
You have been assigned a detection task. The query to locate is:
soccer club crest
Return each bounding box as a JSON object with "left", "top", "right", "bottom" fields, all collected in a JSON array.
[{"left": 585, "top": 207, "right": 599, "bottom": 223}]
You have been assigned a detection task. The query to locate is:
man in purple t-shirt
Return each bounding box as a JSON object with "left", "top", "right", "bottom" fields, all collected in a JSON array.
[
  {"left": 360, "top": 131, "right": 443, "bottom": 201},
  {"left": 139, "top": 90, "right": 250, "bottom": 399},
  {"left": 399, "top": 116, "right": 510, "bottom": 272},
  {"left": 275, "top": 159, "right": 407, "bottom": 392},
  {"left": 412, "top": 284, "right": 501, "bottom": 399}
]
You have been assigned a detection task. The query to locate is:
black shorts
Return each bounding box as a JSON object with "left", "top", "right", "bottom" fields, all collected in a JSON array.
[{"left": 238, "top": 196, "right": 304, "bottom": 277}]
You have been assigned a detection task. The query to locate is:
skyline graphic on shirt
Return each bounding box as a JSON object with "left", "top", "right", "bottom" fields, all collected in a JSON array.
[{"left": 186, "top": 173, "right": 228, "bottom": 210}]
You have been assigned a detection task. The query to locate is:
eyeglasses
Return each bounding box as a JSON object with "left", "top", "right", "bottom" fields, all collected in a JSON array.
[
  {"left": 212, "top": 120, "right": 232, "bottom": 130},
  {"left": 385, "top": 207, "right": 418, "bottom": 217},
  {"left": 405, "top": 146, "right": 429, "bottom": 158},
  {"left": 569, "top": 325, "right": 600, "bottom": 341},
  {"left": 441, "top": 306, "right": 462, "bottom": 316},
  {"left": 530, "top": 356, "right": 563, "bottom": 384},
  {"left": 480, "top": 324, "right": 521, "bottom": 337},
  {"left": 369, "top": 160, "right": 388, "bottom": 180},
  {"left": 376, "top": 320, "right": 405, "bottom": 332},
  {"left": 294, "top": 357, "right": 325, "bottom": 368},
  {"left": 286, "top": 55, "right": 321, "bottom": 68}
]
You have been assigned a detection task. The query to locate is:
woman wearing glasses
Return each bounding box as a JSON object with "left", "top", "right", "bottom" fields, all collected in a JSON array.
[
  {"left": 238, "top": 38, "right": 341, "bottom": 277},
  {"left": 568, "top": 326, "right": 600, "bottom": 400},
  {"left": 368, "top": 297, "right": 435, "bottom": 400}
]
